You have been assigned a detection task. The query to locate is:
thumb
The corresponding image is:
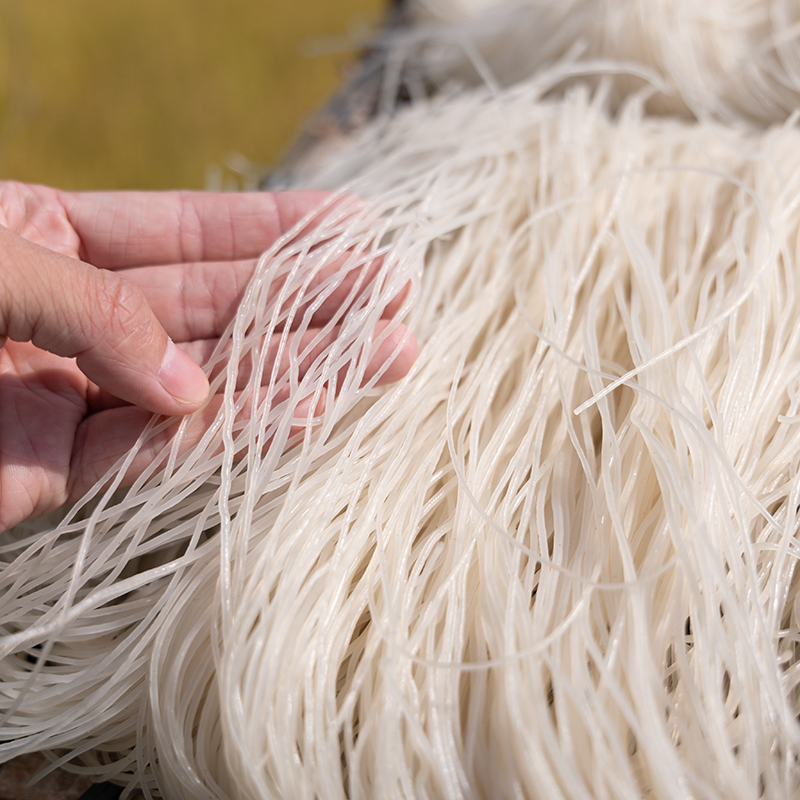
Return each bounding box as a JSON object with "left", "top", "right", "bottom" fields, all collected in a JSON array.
[{"left": 0, "top": 226, "right": 209, "bottom": 415}]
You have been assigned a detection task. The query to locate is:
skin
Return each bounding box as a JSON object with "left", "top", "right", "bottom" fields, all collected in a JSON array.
[{"left": 0, "top": 182, "right": 417, "bottom": 531}]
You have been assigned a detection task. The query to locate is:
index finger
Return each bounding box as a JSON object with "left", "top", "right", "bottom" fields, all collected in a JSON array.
[{"left": 57, "top": 189, "right": 335, "bottom": 269}]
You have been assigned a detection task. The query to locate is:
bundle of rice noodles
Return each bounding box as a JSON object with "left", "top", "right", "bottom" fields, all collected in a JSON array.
[
  {"left": 394, "top": 0, "right": 800, "bottom": 125},
  {"left": 3, "top": 2, "right": 800, "bottom": 799}
]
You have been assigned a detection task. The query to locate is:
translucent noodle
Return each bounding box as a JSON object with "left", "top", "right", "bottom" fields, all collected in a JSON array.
[{"left": 3, "top": 21, "right": 800, "bottom": 800}]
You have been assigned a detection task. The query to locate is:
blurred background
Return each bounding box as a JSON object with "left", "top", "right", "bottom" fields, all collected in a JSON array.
[{"left": 0, "top": 0, "right": 384, "bottom": 190}]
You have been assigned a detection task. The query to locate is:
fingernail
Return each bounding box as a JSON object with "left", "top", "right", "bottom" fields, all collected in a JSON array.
[{"left": 158, "top": 340, "right": 209, "bottom": 406}]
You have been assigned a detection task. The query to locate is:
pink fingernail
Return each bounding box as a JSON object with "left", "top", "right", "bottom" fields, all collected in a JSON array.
[{"left": 158, "top": 340, "right": 209, "bottom": 406}]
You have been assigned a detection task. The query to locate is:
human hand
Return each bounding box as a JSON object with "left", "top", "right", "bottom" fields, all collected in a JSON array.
[{"left": 0, "top": 182, "right": 416, "bottom": 530}]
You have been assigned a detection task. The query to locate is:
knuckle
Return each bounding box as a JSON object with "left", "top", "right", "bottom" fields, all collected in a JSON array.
[
  {"left": 177, "top": 191, "right": 204, "bottom": 262},
  {"left": 87, "top": 270, "right": 157, "bottom": 350}
]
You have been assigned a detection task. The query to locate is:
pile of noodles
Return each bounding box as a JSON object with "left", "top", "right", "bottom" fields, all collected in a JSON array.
[
  {"left": 4, "top": 2, "right": 800, "bottom": 798},
  {"left": 397, "top": 0, "right": 800, "bottom": 126}
]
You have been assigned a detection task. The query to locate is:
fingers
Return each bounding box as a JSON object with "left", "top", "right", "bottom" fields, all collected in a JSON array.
[
  {"left": 0, "top": 226, "right": 209, "bottom": 415},
  {"left": 57, "top": 190, "right": 338, "bottom": 269},
  {"left": 183, "top": 320, "right": 417, "bottom": 391},
  {"left": 121, "top": 251, "right": 401, "bottom": 343},
  {"left": 86, "top": 321, "right": 418, "bottom": 411},
  {"left": 119, "top": 258, "right": 256, "bottom": 343},
  {"left": 68, "top": 388, "right": 327, "bottom": 501},
  {"left": 70, "top": 321, "right": 418, "bottom": 496}
]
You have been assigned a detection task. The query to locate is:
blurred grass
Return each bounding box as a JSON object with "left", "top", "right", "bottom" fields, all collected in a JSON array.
[{"left": 0, "top": 0, "right": 383, "bottom": 190}]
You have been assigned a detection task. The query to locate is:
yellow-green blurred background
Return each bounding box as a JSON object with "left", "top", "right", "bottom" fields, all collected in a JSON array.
[{"left": 0, "top": 0, "right": 384, "bottom": 190}]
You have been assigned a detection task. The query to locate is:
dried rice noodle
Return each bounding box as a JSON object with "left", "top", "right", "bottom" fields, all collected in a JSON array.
[{"left": 3, "top": 4, "right": 800, "bottom": 799}]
